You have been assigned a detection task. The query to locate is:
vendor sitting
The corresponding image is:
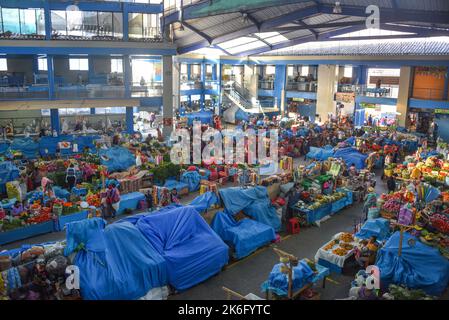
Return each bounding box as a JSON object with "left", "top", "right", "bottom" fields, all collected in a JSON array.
[
  {"left": 349, "top": 163, "right": 358, "bottom": 177},
  {"left": 355, "top": 236, "right": 379, "bottom": 268},
  {"left": 170, "top": 188, "right": 180, "bottom": 204},
  {"left": 322, "top": 179, "right": 333, "bottom": 195},
  {"left": 11, "top": 200, "right": 24, "bottom": 217}
]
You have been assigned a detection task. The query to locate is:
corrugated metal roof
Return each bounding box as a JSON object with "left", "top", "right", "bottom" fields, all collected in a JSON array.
[
  {"left": 250, "top": 2, "right": 316, "bottom": 21},
  {"left": 259, "top": 37, "right": 449, "bottom": 56}
]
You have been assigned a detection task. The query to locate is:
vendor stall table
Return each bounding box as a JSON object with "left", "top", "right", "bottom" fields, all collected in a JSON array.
[
  {"left": 315, "top": 232, "right": 358, "bottom": 274},
  {"left": 117, "top": 192, "right": 146, "bottom": 215},
  {"left": 0, "top": 220, "right": 54, "bottom": 245}
]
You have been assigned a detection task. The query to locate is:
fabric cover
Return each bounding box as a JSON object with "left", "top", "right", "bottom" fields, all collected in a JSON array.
[
  {"left": 376, "top": 231, "right": 449, "bottom": 296},
  {"left": 10, "top": 138, "right": 39, "bottom": 159},
  {"left": 355, "top": 218, "right": 390, "bottom": 241},
  {"left": 185, "top": 110, "right": 214, "bottom": 125},
  {"left": 180, "top": 170, "right": 202, "bottom": 192},
  {"left": 121, "top": 206, "right": 229, "bottom": 291},
  {"left": 64, "top": 218, "right": 168, "bottom": 300},
  {"left": 211, "top": 211, "right": 275, "bottom": 259},
  {"left": 99, "top": 146, "right": 136, "bottom": 172},
  {"left": 189, "top": 191, "right": 219, "bottom": 214},
  {"left": 333, "top": 147, "right": 368, "bottom": 170}
]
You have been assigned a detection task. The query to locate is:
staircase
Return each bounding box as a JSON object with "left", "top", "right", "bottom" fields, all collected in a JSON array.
[{"left": 222, "top": 83, "right": 266, "bottom": 116}]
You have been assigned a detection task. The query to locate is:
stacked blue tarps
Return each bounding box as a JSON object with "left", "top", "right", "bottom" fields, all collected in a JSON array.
[
  {"left": 122, "top": 206, "right": 229, "bottom": 291},
  {"left": 235, "top": 108, "right": 249, "bottom": 122},
  {"left": 76, "top": 135, "right": 100, "bottom": 152},
  {"left": 186, "top": 110, "right": 214, "bottom": 126},
  {"left": 189, "top": 191, "right": 219, "bottom": 214},
  {"left": 10, "top": 138, "right": 39, "bottom": 159},
  {"left": 64, "top": 218, "right": 168, "bottom": 300},
  {"left": 99, "top": 146, "right": 135, "bottom": 172},
  {"left": 39, "top": 136, "right": 60, "bottom": 156},
  {"left": 355, "top": 218, "right": 390, "bottom": 241},
  {"left": 163, "top": 179, "right": 189, "bottom": 193},
  {"left": 211, "top": 211, "right": 275, "bottom": 259},
  {"left": 219, "top": 186, "right": 281, "bottom": 231},
  {"left": 0, "top": 141, "right": 10, "bottom": 154},
  {"left": 383, "top": 138, "right": 401, "bottom": 146},
  {"left": 345, "top": 137, "right": 356, "bottom": 146},
  {"left": 261, "top": 260, "right": 330, "bottom": 296},
  {"left": 333, "top": 147, "right": 368, "bottom": 170},
  {"left": 376, "top": 231, "right": 449, "bottom": 296},
  {"left": 0, "top": 161, "right": 20, "bottom": 194},
  {"left": 181, "top": 170, "right": 202, "bottom": 192},
  {"left": 306, "top": 146, "right": 334, "bottom": 161}
]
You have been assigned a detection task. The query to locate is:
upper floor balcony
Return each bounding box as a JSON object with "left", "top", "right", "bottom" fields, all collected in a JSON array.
[{"left": 286, "top": 80, "right": 317, "bottom": 93}]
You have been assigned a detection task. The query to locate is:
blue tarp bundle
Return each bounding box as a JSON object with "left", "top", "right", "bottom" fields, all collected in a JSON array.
[
  {"left": 189, "top": 191, "right": 219, "bottom": 213},
  {"left": 99, "top": 146, "right": 135, "bottom": 172},
  {"left": 235, "top": 108, "right": 249, "bottom": 122},
  {"left": 333, "top": 147, "right": 368, "bottom": 170},
  {"left": 186, "top": 110, "right": 214, "bottom": 125},
  {"left": 355, "top": 218, "right": 390, "bottom": 241},
  {"left": 10, "top": 138, "right": 39, "bottom": 159},
  {"left": 0, "top": 161, "right": 19, "bottom": 186},
  {"left": 39, "top": 136, "right": 60, "bottom": 156},
  {"left": 345, "top": 137, "right": 356, "bottom": 145},
  {"left": 0, "top": 141, "right": 10, "bottom": 154},
  {"left": 306, "top": 146, "right": 334, "bottom": 161},
  {"left": 163, "top": 179, "right": 189, "bottom": 192},
  {"left": 64, "top": 218, "right": 168, "bottom": 300},
  {"left": 219, "top": 186, "right": 281, "bottom": 231},
  {"left": 122, "top": 206, "right": 229, "bottom": 291},
  {"left": 180, "top": 170, "right": 202, "bottom": 192},
  {"left": 376, "top": 231, "right": 449, "bottom": 296},
  {"left": 261, "top": 261, "right": 315, "bottom": 296},
  {"left": 211, "top": 211, "right": 275, "bottom": 259}
]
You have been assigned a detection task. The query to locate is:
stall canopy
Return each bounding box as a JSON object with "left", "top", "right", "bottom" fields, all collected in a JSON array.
[
  {"left": 64, "top": 218, "right": 168, "bottom": 300},
  {"left": 211, "top": 210, "right": 275, "bottom": 259},
  {"left": 185, "top": 110, "right": 214, "bottom": 126},
  {"left": 376, "top": 231, "right": 449, "bottom": 296},
  {"left": 219, "top": 186, "right": 281, "bottom": 231},
  {"left": 99, "top": 146, "right": 136, "bottom": 172},
  {"left": 121, "top": 205, "right": 229, "bottom": 291},
  {"left": 355, "top": 218, "right": 390, "bottom": 241},
  {"left": 333, "top": 147, "right": 368, "bottom": 170}
]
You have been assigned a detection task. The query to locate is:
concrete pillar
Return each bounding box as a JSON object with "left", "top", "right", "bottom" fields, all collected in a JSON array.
[
  {"left": 274, "top": 65, "right": 287, "bottom": 113},
  {"left": 397, "top": 66, "right": 413, "bottom": 128},
  {"left": 173, "top": 61, "right": 181, "bottom": 115},
  {"left": 50, "top": 109, "right": 60, "bottom": 133},
  {"left": 217, "top": 63, "right": 222, "bottom": 113},
  {"left": 443, "top": 67, "right": 449, "bottom": 100},
  {"left": 162, "top": 55, "right": 174, "bottom": 139},
  {"left": 244, "top": 64, "right": 257, "bottom": 99},
  {"left": 316, "top": 65, "right": 339, "bottom": 120}
]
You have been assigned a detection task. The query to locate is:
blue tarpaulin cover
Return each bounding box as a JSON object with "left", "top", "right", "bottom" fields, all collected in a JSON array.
[
  {"left": 376, "top": 231, "right": 449, "bottom": 296},
  {"left": 0, "top": 161, "right": 19, "bottom": 186},
  {"left": 355, "top": 218, "right": 390, "bottom": 241},
  {"left": 64, "top": 218, "right": 168, "bottom": 300},
  {"left": 122, "top": 206, "right": 229, "bottom": 291},
  {"left": 219, "top": 186, "right": 281, "bottom": 231},
  {"left": 211, "top": 211, "right": 275, "bottom": 259},
  {"left": 186, "top": 110, "right": 214, "bottom": 125},
  {"left": 163, "top": 179, "right": 189, "bottom": 192},
  {"left": 10, "top": 138, "right": 39, "bottom": 159},
  {"left": 235, "top": 108, "right": 249, "bottom": 122},
  {"left": 99, "top": 146, "right": 135, "bottom": 172},
  {"left": 306, "top": 146, "right": 334, "bottom": 161},
  {"left": 189, "top": 191, "right": 219, "bottom": 213},
  {"left": 181, "top": 170, "right": 202, "bottom": 192},
  {"left": 333, "top": 147, "right": 368, "bottom": 170}
]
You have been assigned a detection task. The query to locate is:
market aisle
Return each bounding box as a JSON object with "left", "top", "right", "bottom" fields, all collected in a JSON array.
[{"left": 170, "top": 170, "right": 389, "bottom": 300}]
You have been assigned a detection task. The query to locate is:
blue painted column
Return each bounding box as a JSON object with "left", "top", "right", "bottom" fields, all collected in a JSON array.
[
  {"left": 47, "top": 55, "right": 55, "bottom": 99},
  {"left": 44, "top": 3, "right": 51, "bottom": 40},
  {"left": 126, "top": 107, "right": 134, "bottom": 134},
  {"left": 88, "top": 56, "right": 95, "bottom": 84},
  {"left": 90, "top": 108, "right": 95, "bottom": 115},
  {"left": 200, "top": 62, "right": 206, "bottom": 110},
  {"left": 212, "top": 64, "right": 217, "bottom": 81},
  {"left": 217, "top": 63, "right": 222, "bottom": 112},
  {"left": 124, "top": 55, "right": 131, "bottom": 98},
  {"left": 32, "top": 56, "right": 39, "bottom": 75},
  {"left": 123, "top": 6, "right": 129, "bottom": 41},
  {"left": 274, "top": 65, "right": 287, "bottom": 115},
  {"left": 443, "top": 67, "right": 449, "bottom": 100},
  {"left": 50, "top": 109, "right": 60, "bottom": 134}
]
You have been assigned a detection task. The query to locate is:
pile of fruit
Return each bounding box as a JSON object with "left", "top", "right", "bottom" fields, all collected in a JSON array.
[
  {"left": 430, "top": 214, "right": 449, "bottom": 234},
  {"left": 382, "top": 199, "right": 401, "bottom": 213},
  {"left": 339, "top": 233, "right": 354, "bottom": 243},
  {"left": 86, "top": 193, "right": 101, "bottom": 207},
  {"left": 332, "top": 248, "right": 348, "bottom": 256},
  {"left": 324, "top": 240, "right": 337, "bottom": 251},
  {"left": 339, "top": 243, "right": 353, "bottom": 250}
]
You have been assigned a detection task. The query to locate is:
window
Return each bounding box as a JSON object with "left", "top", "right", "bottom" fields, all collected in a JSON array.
[
  {"left": 69, "top": 58, "right": 89, "bottom": 71},
  {"left": 300, "top": 66, "right": 309, "bottom": 76},
  {"left": 2, "top": 8, "right": 20, "bottom": 33},
  {"left": 111, "top": 58, "right": 123, "bottom": 73},
  {"left": 38, "top": 58, "right": 48, "bottom": 71},
  {"left": 0, "top": 58, "right": 7, "bottom": 71},
  {"left": 344, "top": 66, "right": 353, "bottom": 78},
  {"left": 287, "top": 66, "right": 294, "bottom": 77},
  {"left": 266, "top": 65, "right": 275, "bottom": 75}
]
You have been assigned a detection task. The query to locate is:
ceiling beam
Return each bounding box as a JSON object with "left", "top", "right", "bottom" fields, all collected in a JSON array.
[
  {"left": 212, "top": 45, "right": 233, "bottom": 56},
  {"left": 273, "top": 20, "right": 367, "bottom": 32},
  {"left": 181, "top": 21, "right": 213, "bottom": 45},
  {"left": 251, "top": 34, "right": 273, "bottom": 49},
  {"left": 178, "top": 5, "right": 320, "bottom": 54},
  {"left": 295, "top": 20, "right": 318, "bottom": 39},
  {"left": 241, "top": 12, "right": 262, "bottom": 31}
]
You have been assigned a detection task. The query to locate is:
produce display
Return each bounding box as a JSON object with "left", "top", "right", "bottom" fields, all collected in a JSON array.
[{"left": 339, "top": 232, "right": 354, "bottom": 243}]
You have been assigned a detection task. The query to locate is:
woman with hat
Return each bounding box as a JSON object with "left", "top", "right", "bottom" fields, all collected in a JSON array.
[{"left": 363, "top": 187, "right": 377, "bottom": 221}]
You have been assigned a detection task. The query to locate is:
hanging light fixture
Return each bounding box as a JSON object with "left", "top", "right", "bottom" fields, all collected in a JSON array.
[
  {"left": 242, "top": 12, "right": 249, "bottom": 24},
  {"left": 333, "top": 2, "right": 342, "bottom": 14}
]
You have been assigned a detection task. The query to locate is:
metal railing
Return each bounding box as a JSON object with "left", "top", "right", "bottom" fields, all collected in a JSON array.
[
  {"left": 180, "top": 80, "right": 203, "bottom": 90},
  {"left": 54, "top": 84, "right": 126, "bottom": 99},
  {"left": 131, "top": 81, "right": 163, "bottom": 97},
  {"left": 355, "top": 85, "right": 395, "bottom": 98},
  {"left": 233, "top": 82, "right": 252, "bottom": 100},
  {"left": 286, "top": 80, "right": 317, "bottom": 92},
  {"left": 337, "top": 84, "right": 355, "bottom": 93},
  {"left": 0, "top": 85, "right": 49, "bottom": 99},
  {"left": 258, "top": 80, "right": 274, "bottom": 90}
]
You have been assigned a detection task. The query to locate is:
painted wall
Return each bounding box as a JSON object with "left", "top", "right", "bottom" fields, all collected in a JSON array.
[
  {"left": 316, "top": 64, "right": 338, "bottom": 118},
  {"left": 412, "top": 67, "right": 448, "bottom": 100},
  {"left": 4, "top": 58, "right": 35, "bottom": 85}
]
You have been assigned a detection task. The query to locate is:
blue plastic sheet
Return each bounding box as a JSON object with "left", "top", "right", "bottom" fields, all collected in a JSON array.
[
  {"left": 306, "top": 146, "right": 334, "bottom": 161},
  {"left": 219, "top": 186, "right": 281, "bottom": 231},
  {"left": 235, "top": 108, "right": 249, "bottom": 122},
  {"left": 0, "top": 161, "right": 19, "bottom": 186},
  {"left": 10, "top": 138, "right": 39, "bottom": 159},
  {"left": 186, "top": 110, "right": 214, "bottom": 125},
  {"left": 355, "top": 218, "right": 390, "bottom": 241},
  {"left": 163, "top": 179, "right": 189, "bottom": 192},
  {"left": 122, "top": 206, "right": 229, "bottom": 291},
  {"left": 181, "top": 170, "right": 202, "bottom": 192},
  {"left": 189, "top": 191, "right": 219, "bottom": 214},
  {"left": 376, "top": 231, "right": 449, "bottom": 296},
  {"left": 211, "top": 211, "right": 275, "bottom": 259},
  {"left": 0, "top": 141, "right": 9, "bottom": 154},
  {"left": 99, "top": 146, "right": 136, "bottom": 172},
  {"left": 39, "top": 136, "right": 60, "bottom": 156},
  {"left": 65, "top": 218, "right": 168, "bottom": 300},
  {"left": 333, "top": 147, "right": 368, "bottom": 170}
]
